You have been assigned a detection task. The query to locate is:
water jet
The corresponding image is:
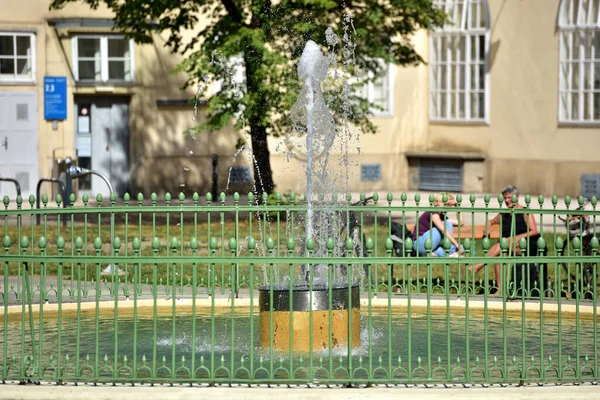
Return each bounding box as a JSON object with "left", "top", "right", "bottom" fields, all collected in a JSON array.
[{"left": 258, "top": 37, "right": 362, "bottom": 352}]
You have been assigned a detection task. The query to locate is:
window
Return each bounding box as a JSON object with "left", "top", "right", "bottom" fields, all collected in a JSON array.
[
  {"left": 212, "top": 54, "right": 246, "bottom": 93},
  {"left": 357, "top": 62, "right": 394, "bottom": 116},
  {"left": 0, "top": 33, "right": 35, "bottom": 82},
  {"left": 73, "top": 35, "right": 134, "bottom": 82},
  {"left": 558, "top": 0, "right": 600, "bottom": 123},
  {"left": 430, "top": 0, "right": 489, "bottom": 122}
]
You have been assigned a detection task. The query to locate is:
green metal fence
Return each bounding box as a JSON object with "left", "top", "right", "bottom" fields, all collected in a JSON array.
[{"left": 1, "top": 191, "right": 598, "bottom": 385}]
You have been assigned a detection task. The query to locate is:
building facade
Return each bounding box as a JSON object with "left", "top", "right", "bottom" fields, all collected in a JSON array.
[{"left": 0, "top": 0, "right": 599, "bottom": 200}]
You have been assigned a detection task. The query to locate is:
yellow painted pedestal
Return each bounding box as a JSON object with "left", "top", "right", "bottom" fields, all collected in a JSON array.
[
  {"left": 259, "top": 309, "right": 361, "bottom": 352},
  {"left": 258, "top": 283, "right": 361, "bottom": 352}
]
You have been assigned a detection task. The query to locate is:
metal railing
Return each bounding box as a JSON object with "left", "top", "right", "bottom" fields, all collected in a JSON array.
[{"left": 1, "top": 191, "right": 598, "bottom": 386}]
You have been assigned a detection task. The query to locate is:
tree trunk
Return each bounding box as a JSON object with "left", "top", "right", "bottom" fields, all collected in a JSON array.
[
  {"left": 244, "top": 22, "right": 275, "bottom": 196},
  {"left": 249, "top": 125, "right": 275, "bottom": 196}
]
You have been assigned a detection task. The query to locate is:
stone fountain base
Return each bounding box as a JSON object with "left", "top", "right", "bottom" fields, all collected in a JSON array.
[{"left": 258, "top": 283, "right": 360, "bottom": 352}]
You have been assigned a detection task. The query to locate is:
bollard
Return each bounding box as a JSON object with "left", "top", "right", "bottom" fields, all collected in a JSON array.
[{"left": 211, "top": 154, "right": 218, "bottom": 198}]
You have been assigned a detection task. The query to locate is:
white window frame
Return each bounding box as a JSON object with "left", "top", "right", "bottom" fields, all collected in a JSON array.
[
  {"left": 72, "top": 35, "right": 135, "bottom": 83},
  {"left": 364, "top": 62, "right": 394, "bottom": 117},
  {"left": 429, "top": 0, "right": 490, "bottom": 123},
  {"left": 212, "top": 53, "right": 246, "bottom": 94},
  {"left": 0, "top": 32, "right": 36, "bottom": 84},
  {"left": 349, "top": 60, "right": 394, "bottom": 117},
  {"left": 558, "top": 0, "right": 600, "bottom": 124}
]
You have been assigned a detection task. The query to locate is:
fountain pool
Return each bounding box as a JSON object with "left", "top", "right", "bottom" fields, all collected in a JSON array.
[{"left": 1, "top": 304, "right": 597, "bottom": 383}]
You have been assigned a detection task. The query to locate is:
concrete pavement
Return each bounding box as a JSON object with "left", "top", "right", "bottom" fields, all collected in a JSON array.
[{"left": 0, "top": 381, "right": 599, "bottom": 399}]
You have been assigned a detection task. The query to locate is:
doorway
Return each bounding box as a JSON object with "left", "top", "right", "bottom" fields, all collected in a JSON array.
[
  {"left": 0, "top": 91, "right": 38, "bottom": 198},
  {"left": 74, "top": 96, "right": 130, "bottom": 197}
]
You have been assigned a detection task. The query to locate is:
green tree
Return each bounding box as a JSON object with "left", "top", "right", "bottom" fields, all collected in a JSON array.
[{"left": 50, "top": 0, "right": 446, "bottom": 195}]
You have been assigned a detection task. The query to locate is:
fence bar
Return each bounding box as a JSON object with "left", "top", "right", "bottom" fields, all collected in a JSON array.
[{"left": 0, "top": 191, "right": 598, "bottom": 385}]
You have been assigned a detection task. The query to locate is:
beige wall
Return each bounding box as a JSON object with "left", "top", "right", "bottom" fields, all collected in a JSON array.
[
  {"left": 0, "top": 0, "right": 241, "bottom": 198},
  {"left": 1, "top": 0, "right": 123, "bottom": 180},
  {"left": 2, "top": 0, "right": 600, "bottom": 199},
  {"left": 427, "top": 0, "right": 600, "bottom": 196},
  {"left": 269, "top": 30, "right": 431, "bottom": 194},
  {"left": 272, "top": 0, "right": 600, "bottom": 197}
]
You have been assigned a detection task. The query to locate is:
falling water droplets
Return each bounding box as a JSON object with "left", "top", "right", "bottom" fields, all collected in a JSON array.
[{"left": 325, "top": 27, "right": 340, "bottom": 48}]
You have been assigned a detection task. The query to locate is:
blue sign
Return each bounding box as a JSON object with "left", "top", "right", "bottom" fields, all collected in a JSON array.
[
  {"left": 361, "top": 163, "right": 382, "bottom": 181},
  {"left": 581, "top": 174, "right": 600, "bottom": 200},
  {"left": 44, "top": 76, "right": 67, "bottom": 120}
]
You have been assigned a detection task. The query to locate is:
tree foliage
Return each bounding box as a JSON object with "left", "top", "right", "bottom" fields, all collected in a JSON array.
[{"left": 50, "top": 0, "right": 447, "bottom": 194}]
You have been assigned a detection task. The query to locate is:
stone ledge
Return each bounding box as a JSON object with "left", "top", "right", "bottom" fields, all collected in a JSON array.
[{"left": 405, "top": 151, "right": 487, "bottom": 161}]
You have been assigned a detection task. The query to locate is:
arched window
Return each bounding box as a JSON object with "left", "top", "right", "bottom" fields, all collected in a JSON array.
[
  {"left": 559, "top": 0, "right": 600, "bottom": 123},
  {"left": 430, "top": 0, "right": 490, "bottom": 122}
]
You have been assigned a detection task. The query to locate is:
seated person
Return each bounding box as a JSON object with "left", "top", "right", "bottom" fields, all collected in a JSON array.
[
  {"left": 470, "top": 185, "right": 539, "bottom": 291},
  {"left": 412, "top": 193, "right": 464, "bottom": 257}
]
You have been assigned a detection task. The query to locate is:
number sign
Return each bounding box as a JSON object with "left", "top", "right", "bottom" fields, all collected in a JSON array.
[{"left": 44, "top": 76, "right": 68, "bottom": 120}]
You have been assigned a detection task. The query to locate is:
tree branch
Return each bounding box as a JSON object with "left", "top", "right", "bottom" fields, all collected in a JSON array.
[{"left": 220, "top": 0, "right": 243, "bottom": 22}]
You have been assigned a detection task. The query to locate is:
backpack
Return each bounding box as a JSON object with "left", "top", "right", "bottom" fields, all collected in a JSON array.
[{"left": 390, "top": 222, "right": 415, "bottom": 257}]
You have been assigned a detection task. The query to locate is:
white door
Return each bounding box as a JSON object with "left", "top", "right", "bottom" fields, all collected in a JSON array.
[
  {"left": 75, "top": 96, "right": 130, "bottom": 198},
  {"left": 0, "top": 91, "right": 39, "bottom": 199}
]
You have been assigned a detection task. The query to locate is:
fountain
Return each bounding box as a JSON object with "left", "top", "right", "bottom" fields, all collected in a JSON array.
[{"left": 258, "top": 38, "right": 361, "bottom": 352}]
